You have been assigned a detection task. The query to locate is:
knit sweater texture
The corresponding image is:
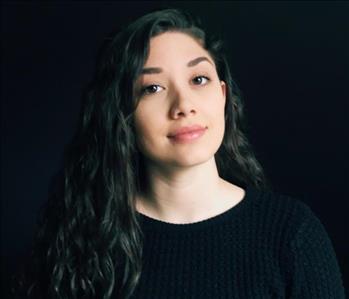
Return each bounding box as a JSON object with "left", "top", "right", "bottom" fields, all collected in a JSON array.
[{"left": 130, "top": 185, "right": 345, "bottom": 298}]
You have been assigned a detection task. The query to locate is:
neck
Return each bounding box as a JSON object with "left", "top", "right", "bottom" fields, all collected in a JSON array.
[{"left": 136, "top": 156, "right": 242, "bottom": 223}]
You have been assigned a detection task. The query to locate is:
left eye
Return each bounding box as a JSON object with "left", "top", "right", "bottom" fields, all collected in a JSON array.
[{"left": 192, "top": 76, "right": 210, "bottom": 85}]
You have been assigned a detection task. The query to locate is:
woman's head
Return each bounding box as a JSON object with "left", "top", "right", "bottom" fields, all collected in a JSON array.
[
  {"left": 14, "top": 8, "right": 268, "bottom": 299},
  {"left": 92, "top": 8, "right": 262, "bottom": 188}
]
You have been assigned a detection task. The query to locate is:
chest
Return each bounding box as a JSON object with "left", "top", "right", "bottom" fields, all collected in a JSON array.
[{"left": 130, "top": 233, "right": 288, "bottom": 299}]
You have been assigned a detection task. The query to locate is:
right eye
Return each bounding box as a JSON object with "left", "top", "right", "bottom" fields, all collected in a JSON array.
[{"left": 140, "top": 84, "right": 163, "bottom": 96}]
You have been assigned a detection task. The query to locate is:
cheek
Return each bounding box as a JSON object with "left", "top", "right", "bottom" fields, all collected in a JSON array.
[
  {"left": 135, "top": 118, "right": 154, "bottom": 144},
  {"left": 134, "top": 107, "right": 165, "bottom": 150},
  {"left": 205, "top": 90, "right": 225, "bottom": 124},
  {"left": 205, "top": 92, "right": 226, "bottom": 143},
  {"left": 134, "top": 103, "right": 153, "bottom": 136}
]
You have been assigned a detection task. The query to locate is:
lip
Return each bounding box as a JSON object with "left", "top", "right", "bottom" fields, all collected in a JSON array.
[
  {"left": 167, "top": 125, "right": 207, "bottom": 143},
  {"left": 168, "top": 125, "right": 206, "bottom": 137}
]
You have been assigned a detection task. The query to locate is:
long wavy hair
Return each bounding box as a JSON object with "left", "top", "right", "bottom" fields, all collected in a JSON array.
[{"left": 13, "top": 8, "right": 270, "bottom": 299}]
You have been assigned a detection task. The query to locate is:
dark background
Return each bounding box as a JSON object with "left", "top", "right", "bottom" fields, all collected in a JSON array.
[{"left": 2, "top": 1, "right": 348, "bottom": 297}]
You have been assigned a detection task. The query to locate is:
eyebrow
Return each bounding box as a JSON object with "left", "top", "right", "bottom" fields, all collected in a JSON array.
[{"left": 140, "top": 56, "right": 213, "bottom": 75}]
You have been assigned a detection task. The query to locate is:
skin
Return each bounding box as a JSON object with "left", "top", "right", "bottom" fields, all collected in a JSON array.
[{"left": 133, "top": 32, "right": 245, "bottom": 224}]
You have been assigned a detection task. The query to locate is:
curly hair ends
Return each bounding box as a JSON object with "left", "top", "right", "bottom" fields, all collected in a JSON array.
[{"left": 12, "top": 8, "right": 270, "bottom": 299}]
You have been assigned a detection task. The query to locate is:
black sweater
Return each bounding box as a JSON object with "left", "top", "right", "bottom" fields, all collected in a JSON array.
[{"left": 131, "top": 185, "right": 345, "bottom": 298}]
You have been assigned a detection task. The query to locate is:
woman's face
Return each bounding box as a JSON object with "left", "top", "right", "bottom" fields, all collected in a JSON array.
[{"left": 133, "top": 31, "right": 226, "bottom": 169}]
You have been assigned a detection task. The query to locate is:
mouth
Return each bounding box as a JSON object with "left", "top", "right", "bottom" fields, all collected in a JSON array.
[
  {"left": 167, "top": 124, "right": 206, "bottom": 137},
  {"left": 167, "top": 126, "right": 207, "bottom": 143}
]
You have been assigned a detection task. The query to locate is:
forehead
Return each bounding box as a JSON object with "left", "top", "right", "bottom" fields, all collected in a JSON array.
[{"left": 144, "top": 32, "right": 212, "bottom": 66}]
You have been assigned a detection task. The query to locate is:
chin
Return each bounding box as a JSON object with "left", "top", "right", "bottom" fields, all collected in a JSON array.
[{"left": 169, "top": 146, "right": 219, "bottom": 168}]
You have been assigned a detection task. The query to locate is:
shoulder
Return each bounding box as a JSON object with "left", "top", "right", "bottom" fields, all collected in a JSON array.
[
  {"left": 245, "top": 186, "right": 345, "bottom": 297},
  {"left": 246, "top": 186, "right": 326, "bottom": 239},
  {"left": 248, "top": 186, "right": 314, "bottom": 218},
  {"left": 250, "top": 186, "right": 338, "bottom": 255}
]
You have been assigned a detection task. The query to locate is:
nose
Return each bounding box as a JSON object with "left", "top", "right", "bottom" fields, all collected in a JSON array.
[{"left": 169, "top": 85, "right": 197, "bottom": 119}]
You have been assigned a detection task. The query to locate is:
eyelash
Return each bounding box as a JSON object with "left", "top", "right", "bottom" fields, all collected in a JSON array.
[{"left": 140, "top": 75, "right": 211, "bottom": 96}]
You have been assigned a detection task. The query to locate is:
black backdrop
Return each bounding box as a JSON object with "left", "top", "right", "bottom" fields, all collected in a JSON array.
[{"left": 2, "top": 1, "right": 348, "bottom": 297}]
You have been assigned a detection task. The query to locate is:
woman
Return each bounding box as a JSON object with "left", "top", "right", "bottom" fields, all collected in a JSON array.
[{"left": 14, "top": 8, "right": 345, "bottom": 299}]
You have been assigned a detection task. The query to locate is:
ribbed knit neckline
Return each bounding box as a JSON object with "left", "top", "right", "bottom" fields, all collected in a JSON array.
[{"left": 136, "top": 185, "right": 257, "bottom": 233}]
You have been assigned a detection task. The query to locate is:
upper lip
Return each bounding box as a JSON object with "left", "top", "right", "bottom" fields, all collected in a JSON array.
[{"left": 168, "top": 125, "right": 206, "bottom": 137}]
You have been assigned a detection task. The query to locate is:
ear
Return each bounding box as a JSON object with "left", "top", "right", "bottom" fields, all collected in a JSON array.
[{"left": 220, "top": 81, "right": 226, "bottom": 102}]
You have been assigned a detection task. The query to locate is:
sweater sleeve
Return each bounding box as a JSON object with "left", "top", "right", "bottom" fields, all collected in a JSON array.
[{"left": 287, "top": 202, "right": 346, "bottom": 298}]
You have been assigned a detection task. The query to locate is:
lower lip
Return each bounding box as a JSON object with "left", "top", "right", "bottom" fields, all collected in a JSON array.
[{"left": 168, "top": 128, "right": 206, "bottom": 143}]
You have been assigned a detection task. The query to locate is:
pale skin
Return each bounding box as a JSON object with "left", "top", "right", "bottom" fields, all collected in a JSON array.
[{"left": 133, "top": 32, "right": 245, "bottom": 224}]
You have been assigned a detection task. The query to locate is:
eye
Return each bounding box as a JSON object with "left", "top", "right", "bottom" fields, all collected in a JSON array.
[
  {"left": 192, "top": 75, "right": 210, "bottom": 85},
  {"left": 140, "top": 84, "right": 163, "bottom": 96}
]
